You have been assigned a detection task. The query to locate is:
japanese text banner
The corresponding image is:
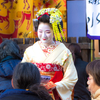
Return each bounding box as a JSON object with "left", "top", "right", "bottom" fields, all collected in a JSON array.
[{"left": 86, "top": 0, "right": 100, "bottom": 39}]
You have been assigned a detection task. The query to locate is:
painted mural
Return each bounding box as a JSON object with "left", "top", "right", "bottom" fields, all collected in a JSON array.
[{"left": 0, "top": 0, "right": 67, "bottom": 43}]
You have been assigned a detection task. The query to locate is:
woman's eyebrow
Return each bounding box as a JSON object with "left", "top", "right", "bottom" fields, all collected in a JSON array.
[
  {"left": 38, "top": 29, "right": 42, "bottom": 31},
  {"left": 38, "top": 29, "right": 51, "bottom": 31},
  {"left": 45, "top": 30, "right": 50, "bottom": 31}
]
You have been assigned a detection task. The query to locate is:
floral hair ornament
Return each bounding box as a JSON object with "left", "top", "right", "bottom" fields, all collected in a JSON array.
[{"left": 36, "top": 8, "right": 65, "bottom": 41}]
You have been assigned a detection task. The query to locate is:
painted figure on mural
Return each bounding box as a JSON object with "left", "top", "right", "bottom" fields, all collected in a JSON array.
[
  {"left": 0, "top": 10, "right": 10, "bottom": 30},
  {"left": 23, "top": 0, "right": 30, "bottom": 10},
  {"left": 1, "top": 0, "right": 18, "bottom": 9},
  {"left": 18, "top": 11, "right": 31, "bottom": 30},
  {"left": 0, "top": 19, "right": 19, "bottom": 43},
  {"left": 22, "top": 8, "right": 78, "bottom": 100}
]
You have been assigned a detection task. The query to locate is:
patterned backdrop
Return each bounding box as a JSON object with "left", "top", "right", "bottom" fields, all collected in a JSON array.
[{"left": 0, "top": 0, "right": 67, "bottom": 43}]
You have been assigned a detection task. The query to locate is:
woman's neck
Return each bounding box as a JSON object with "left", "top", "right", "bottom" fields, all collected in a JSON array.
[{"left": 41, "top": 41, "right": 55, "bottom": 48}]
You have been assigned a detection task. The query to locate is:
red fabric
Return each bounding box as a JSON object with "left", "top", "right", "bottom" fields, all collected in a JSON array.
[
  {"left": 50, "top": 71, "right": 63, "bottom": 100},
  {"left": 34, "top": 63, "right": 63, "bottom": 83},
  {"left": 53, "top": 89, "right": 61, "bottom": 100},
  {"left": 34, "top": 63, "right": 63, "bottom": 100},
  {"left": 35, "top": 63, "right": 62, "bottom": 72},
  {"left": 50, "top": 71, "right": 63, "bottom": 83}
]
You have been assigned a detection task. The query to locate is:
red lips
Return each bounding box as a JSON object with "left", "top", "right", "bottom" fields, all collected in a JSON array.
[{"left": 43, "top": 38, "right": 46, "bottom": 40}]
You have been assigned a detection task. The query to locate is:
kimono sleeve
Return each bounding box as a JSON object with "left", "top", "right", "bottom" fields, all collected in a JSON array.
[
  {"left": 55, "top": 54, "right": 78, "bottom": 100},
  {"left": 21, "top": 50, "right": 29, "bottom": 62},
  {"left": 21, "top": 46, "right": 33, "bottom": 63}
]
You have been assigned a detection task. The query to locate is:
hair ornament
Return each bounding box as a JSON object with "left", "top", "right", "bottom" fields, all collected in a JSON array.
[{"left": 36, "top": 8, "right": 65, "bottom": 41}]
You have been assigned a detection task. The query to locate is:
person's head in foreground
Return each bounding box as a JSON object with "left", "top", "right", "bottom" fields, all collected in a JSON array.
[
  {"left": 0, "top": 62, "right": 52, "bottom": 100},
  {"left": 0, "top": 39, "right": 22, "bottom": 61},
  {"left": 86, "top": 60, "right": 100, "bottom": 98},
  {"left": 12, "top": 62, "right": 41, "bottom": 89},
  {"left": 35, "top": 8, "right": 65, "bottom": 46},
  {"left": 0, "top": 39, "right": 22, "bottom": 95},
  {"left": 13, "top": 62, "right": 52, "bottom": 99}
]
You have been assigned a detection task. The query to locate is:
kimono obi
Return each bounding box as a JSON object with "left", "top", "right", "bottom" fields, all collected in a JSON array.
[
  {"left": 34, "top": 63, "right": 63, "bottom": 99},
  {"left": 35, "top": 63, "right": 62, "bottom": 72},
  {"left": 35, "top": 63, "right": 63, "bottom": 83}
]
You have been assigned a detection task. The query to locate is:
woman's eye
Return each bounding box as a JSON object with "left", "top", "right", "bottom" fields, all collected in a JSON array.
[
  {"left": 39, "top": 31, "right": 42, "bottom": 33},
  {"left": 46, "top": 31, "right": 50, "bottom": 34},
  {"left": 88, "top": 77, "right": 90, "bottom": 80},
  {"left": 88, "top": 77, "right": 92, "bottom": 80}
]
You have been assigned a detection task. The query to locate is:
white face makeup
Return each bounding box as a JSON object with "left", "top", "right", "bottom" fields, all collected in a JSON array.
[{"left": 37, "top": 23, "right": 54, "bottom": 47}]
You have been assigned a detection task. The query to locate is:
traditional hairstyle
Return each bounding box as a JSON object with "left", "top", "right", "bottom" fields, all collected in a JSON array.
[
  {"left": 0, "top": 39, "right": 21, "bottom": 62},
  {"left": 86, "top": 60, "right": 100, "bottom": 86},
  {"left": 36, "top": 8, "right": 65, "bottom": 41},
  {"left": 12, "top": 62, "right": 52, "bottom": 100},
  {"left": 68, "top": 43, "right": 82, "bottom": 64}
]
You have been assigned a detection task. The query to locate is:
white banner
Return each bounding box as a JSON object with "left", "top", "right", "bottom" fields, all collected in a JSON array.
[{"left": 86, "top": 0, "right": 100, "bottom": 39}]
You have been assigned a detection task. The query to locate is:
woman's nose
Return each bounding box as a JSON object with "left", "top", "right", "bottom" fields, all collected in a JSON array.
[
  {"left": 87, "top": 80, "right": 89, "bottom": 85},
  {"left": 42, "top": 31, "right": 46, "bottom": 38}
]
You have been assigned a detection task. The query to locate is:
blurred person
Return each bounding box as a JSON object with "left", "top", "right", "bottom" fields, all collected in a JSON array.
[
  {"left": 86, "top": 60, "right": 100, "bottom": 100},
  {"left": 0, "top": 39, "right": 21, "bottom": 94},
  {"left": 68, "top": 43, "right": 91, "bottom": 100},
  {"left": 0, "top": 62, "right": 52, "bottom": 100}
]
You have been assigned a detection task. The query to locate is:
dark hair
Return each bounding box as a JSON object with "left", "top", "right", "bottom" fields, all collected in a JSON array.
[
  {"left": 68, "top": 43, "right": 82, "bottom": 64},
  {"left": 13, "top": 62, "right": 52, "bottom": 100},
  {"left": 0, "top": 39, "right": 21, "bottom": 61},
  {"left": 38, "top": 14, "right": 63, "bottom": 32},
  {"left": 86, "top": 60, "right": 100, "bottom": 86},
  {"left": 13, "top": 62, "right": 41, "bottom": 89},
  {"left": 38, "top": 14, "right": 52, "bottom": 28}
]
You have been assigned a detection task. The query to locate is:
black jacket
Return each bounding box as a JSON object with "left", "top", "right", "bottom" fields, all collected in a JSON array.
[
  {"left": 74, "top": 58, "right": 91, "bottom": 100},
  {"left": 0, "top": 89, "right": 41, "bottom": 100},
  {"left": 0, "top": 56, "right": 21, "bottom": 94}
]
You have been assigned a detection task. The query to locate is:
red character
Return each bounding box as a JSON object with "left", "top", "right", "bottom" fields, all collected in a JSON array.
[
  {"left": 0, "top": 19, "right": 19, "bottom": 43},
  {"left": 53, "top": 0, "right": 58, "bottom": 5},
  {"left": 0, "top": 10, "right": 10, "bottom": 29},
  {"left": 63, "top": 0, "right": 66, "bottom": 7},
  {"left": 18, "top": 11, "right": 31, "bottom": 30},
  {"left": 23, "top": 0, "right": 30, "bottom": 10},
  {"left": 1, "top": 0, "right": 17, "bottom": 9},
  {"left": 12, "top": 19, "right": 20, "bottom": 38}
]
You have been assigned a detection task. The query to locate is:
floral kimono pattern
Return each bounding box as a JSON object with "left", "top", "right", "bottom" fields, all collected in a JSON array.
[{"left": 22, "top": 41, "right": 78, "bottom": 100}]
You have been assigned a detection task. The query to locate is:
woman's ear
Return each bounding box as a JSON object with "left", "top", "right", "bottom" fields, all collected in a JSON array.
[{"left": 11, "top": 78, "right": 14, "bottom": 89}]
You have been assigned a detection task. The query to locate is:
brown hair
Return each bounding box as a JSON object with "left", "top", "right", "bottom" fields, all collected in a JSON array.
[
  {"left": 86, "top": 60, "right": 100, "bottom": 86},
  {"left": 68, "top": 43, "right": 82, "bottom": 64}
]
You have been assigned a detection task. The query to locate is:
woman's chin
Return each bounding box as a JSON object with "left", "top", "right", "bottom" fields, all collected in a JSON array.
[
  {"left": 41, "top": 40, "right": 48, "bottom": 44},
  {"left": 90, "top": 90, "right": 95, "bottom": 95},
  {"left": 87, "top": 87, "right": 91, "bottom": 92}
]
